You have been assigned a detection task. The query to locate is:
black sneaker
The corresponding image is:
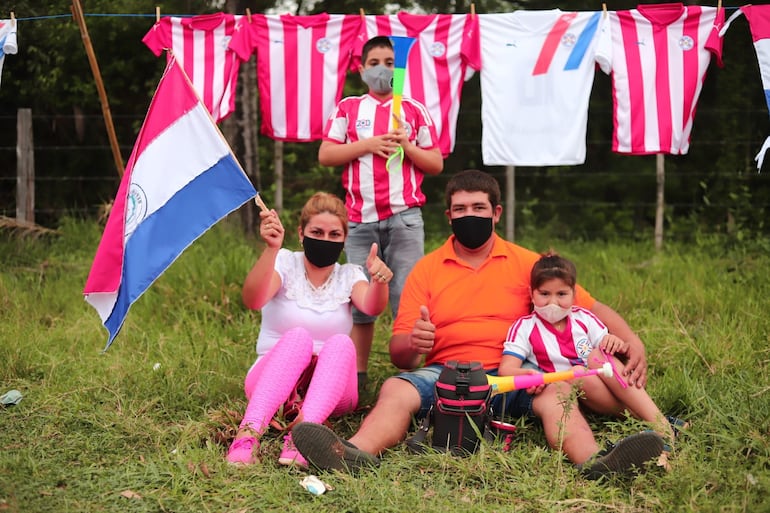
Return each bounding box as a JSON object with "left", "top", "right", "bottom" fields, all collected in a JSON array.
[
  {"left": 291, "top": 422, "right": 380, "bottom": 473},
  {"left": 581, "top": 432, "right": 665, "bottom": 480}
]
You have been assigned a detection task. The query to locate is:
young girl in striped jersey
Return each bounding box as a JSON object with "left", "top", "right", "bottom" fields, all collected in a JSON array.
[{"left": 499, "top": 252, "right": 675, "bottom": 479}]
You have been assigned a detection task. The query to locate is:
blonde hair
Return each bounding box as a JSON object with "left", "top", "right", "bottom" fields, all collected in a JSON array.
[{"left": 299, "top": 192, "right": 349, "bottom": 236}]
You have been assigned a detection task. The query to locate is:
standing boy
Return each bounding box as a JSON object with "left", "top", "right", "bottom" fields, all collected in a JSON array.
[{"left": 318, "top": 36, "right": 444, "bottom": 388}]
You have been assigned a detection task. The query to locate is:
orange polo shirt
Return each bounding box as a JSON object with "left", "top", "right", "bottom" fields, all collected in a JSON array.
[{"left": 393, "top": 234, "right": 596, "bottom": 369}]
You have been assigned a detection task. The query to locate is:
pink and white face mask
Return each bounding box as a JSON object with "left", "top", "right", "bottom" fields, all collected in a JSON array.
[{"left": 533, "top": 303, "right": 570, "bottom": 324}]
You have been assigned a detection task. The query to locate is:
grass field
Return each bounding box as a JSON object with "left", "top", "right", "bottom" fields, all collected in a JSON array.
[{"left": 1, "top": 217, "right": 769, "bottom": 512}]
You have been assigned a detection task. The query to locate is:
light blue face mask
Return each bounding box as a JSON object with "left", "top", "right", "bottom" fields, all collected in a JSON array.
[{"left": 361, "top": 65, "right": 393, "bottom": 94}]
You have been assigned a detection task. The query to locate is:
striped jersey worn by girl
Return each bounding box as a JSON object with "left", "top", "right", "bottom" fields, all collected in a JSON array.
[{"left": 504, "top": 306, "right": 608, "bottom": 373}]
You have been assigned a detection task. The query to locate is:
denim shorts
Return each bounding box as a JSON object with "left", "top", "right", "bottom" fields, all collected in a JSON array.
[
  {"left": 396, "top": 364, "right": 536, "bottom": 421},
  {"left": 396, "top": 364, "right": 444, "bottom": 419},
  {"left": 345, "top": 207, "right": 424, "bottom": 324},
  {"left": 489, "top": 360, "right": 541, "bottom": 420}
]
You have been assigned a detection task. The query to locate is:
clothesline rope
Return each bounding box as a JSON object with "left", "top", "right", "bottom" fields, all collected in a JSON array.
[
  {"left": 12, "top": 14, "right": 194, "bottom": 21},
  {"left": 8, "top": 6, "right": 744, "bottom": 23}
]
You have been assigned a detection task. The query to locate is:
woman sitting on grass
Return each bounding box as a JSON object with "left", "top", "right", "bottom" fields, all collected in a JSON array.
[
  {"left": 499, "top": 252, "right": 676, "bottom": 479},
  {"left": 227, "top": 192, "right": 392, "bottom": 467}
]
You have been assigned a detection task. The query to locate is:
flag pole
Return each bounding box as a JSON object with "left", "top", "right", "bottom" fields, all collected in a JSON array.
[
  {"left": 166, "top": 51, "right": 258, "bottom": 211},
  {"left": 71, "top": 0, "right": 125, "bottom": 177},
  {"left": 254, "top": 194, "right": 269, "bottom": 212}
]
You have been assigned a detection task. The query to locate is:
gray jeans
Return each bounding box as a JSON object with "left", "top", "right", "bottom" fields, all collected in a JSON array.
[{"left": 345, "top": 207, "right": 424, "bottom": 323}]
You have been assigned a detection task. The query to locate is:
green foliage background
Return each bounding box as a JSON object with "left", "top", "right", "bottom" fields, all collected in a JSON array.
[
  {"left": 3, "top": 2, "right": 769, "bottom": 511},
  {"left": 1, "top": 220, "right": 769, "bottom": 512},
  {"left": 1, "top": 0, "right": 769, "bottom": 239}
]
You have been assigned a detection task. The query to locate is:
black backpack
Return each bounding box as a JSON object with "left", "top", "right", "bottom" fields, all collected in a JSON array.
[{"left": 406, "top": 360, "right": 493, "bottom": 456}]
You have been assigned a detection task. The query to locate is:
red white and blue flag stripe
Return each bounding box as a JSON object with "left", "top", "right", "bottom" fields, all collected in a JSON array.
[
  {"left": 84, "top": 56, "right": 256, "bottom": 349},
  {"left": 730, "top": 5, "right": 770, "bottom": 170}
]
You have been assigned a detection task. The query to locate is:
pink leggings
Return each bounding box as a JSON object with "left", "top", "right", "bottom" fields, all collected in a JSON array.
[{"left": 240, "top": 327, "right": 358, "bottom": 433}]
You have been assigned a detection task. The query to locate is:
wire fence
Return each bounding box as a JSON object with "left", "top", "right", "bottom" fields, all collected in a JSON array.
[{"left": 2, "top": 109, "right": 770, "bottom": 241}]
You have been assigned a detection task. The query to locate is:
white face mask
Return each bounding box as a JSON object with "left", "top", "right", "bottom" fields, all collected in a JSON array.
[{"left": 533, "top": 303, "right": 571, "bottom": 324}]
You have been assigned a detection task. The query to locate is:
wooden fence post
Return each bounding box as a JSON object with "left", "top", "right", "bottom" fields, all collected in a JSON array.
[
  {"left": 16, "top": 108, "right": 34, "bottom": 224},
  {"left": 505, "top": 165, "right": 515, "bottom": 241},
  {"left": 655, "top": 153, "right": 665, "bottom": 251}
]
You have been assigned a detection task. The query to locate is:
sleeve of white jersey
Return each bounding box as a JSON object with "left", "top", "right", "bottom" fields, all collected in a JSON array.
[{"left": 595, "top": 11, "right": 613, "bottom": 75}]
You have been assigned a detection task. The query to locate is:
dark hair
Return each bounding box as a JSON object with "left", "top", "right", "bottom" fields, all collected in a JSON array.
[
  {"left": 530, "top": 252, "right": 577, "bottom": 290},
  {"left": 361, "top": 36, "right": 393, "bottom": 63},
  {"left": 444, "top": 169, "right": 501, "bottom": 210}
]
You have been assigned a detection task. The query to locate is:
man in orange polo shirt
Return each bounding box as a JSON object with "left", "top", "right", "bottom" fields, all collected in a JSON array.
[{"left": 293, "top": 169, "right": 660, "bottom": 477}]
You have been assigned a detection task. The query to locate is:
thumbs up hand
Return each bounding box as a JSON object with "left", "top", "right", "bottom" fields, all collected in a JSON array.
[
  {"left": 366, "top": 243, "right": 392, "bottom": 285},
  {"left": 410, "top": 305, "right": 435, "bottom": 354}
]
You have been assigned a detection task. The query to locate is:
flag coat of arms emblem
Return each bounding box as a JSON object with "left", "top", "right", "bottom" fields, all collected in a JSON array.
[{"left": 84, "top": 56, "right": 256, "bottom": 349}]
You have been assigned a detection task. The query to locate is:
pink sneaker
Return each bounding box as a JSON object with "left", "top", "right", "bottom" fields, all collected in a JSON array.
[
  {"left": 227, "top": 436, "right": 258, "bottom": 465},
  {"left": 278, "top": 434, "right": 308, "bottom": 468}
]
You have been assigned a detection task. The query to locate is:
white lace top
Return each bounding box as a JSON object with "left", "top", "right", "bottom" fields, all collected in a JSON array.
[{"left": 255, "top": 249, "right": 367, "bottom": 358}]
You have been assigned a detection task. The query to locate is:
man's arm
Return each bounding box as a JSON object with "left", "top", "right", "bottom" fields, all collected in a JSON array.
[
  {"left": 390, "top": 305, "right": 433, "bottom": 370},
  {"left": 590, "top": 301, "right": 648, "bottom": 388},
  {"left": 389, "top": 333, "right": 422, "bottom": 370}
]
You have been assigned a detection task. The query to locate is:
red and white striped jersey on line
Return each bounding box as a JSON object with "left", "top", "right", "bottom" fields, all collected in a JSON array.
[
  {"left": 354, "top": 12, "right": 481, "bottom": 157},
  {"left": 596, "top": 4, "right": 724, "bottom": 155},
  {"left": 229, "top": 13, "right": 361, "bottom": 142},
  {"left": 142, "top": 13, "right": 242, "bottom": 123}
]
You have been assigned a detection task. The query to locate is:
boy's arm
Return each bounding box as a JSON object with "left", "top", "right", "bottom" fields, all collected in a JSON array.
[
  {"left": 403, "top": 144, "right": 443, "bottom": 176},
  {"left": 390, "top": 116, "right": 443, "bottom": 175},
  {"left": 318, "top": 137, "right": 399, "bottom": 166}
]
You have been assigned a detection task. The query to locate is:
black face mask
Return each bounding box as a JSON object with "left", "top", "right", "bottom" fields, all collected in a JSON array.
[
  {"left": 451, "top": 216, "right": 494, "bottom": 249},
  {"left": 302, "top": 236, "right": 344, "bottom": 268}
]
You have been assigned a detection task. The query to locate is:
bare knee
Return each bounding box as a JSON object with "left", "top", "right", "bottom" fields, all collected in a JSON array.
[{"left": 375, "top": 377, "right": 422, "bottom": 413}]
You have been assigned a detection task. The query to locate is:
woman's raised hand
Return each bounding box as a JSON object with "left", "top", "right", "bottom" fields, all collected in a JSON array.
[{"left": 259, "top": 209, "right": 284, "bottom": 249}]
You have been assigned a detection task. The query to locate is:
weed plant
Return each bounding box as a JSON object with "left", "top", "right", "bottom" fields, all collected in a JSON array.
[{"left": 1, "top": 218, "right": 768, "bottom": 512}]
